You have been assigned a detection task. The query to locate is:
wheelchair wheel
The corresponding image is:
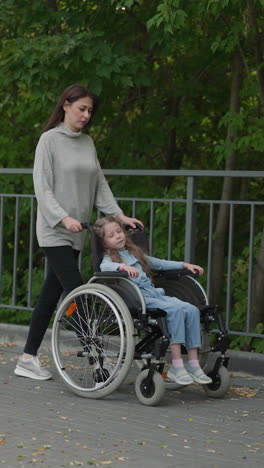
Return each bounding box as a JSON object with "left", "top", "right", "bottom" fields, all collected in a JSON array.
[
  {"left": 135, "top": 369, "right": 165, "bottom": 406},
  {"left": 155, "top": 274, "right": 208, "bottom": 308},
  {"left": 203, "top": 365, "right": 230, "bottom": 398},
  {"left": 52, "top": 283, "right": 135, "bottom": 398}
]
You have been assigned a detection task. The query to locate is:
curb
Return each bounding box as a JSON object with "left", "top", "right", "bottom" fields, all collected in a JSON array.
[
  {"left": 0, "top": 323, "right": 52, "bottom": 347},
  {"left": 1, "top": 323, "right": 263, "bottom": 378},
  {"left": 227, "top": 349, "right": 264, "bottom": 377}
]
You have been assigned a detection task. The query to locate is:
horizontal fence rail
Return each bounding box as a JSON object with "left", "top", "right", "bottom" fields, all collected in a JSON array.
[{"left": 0, "top": 169, "right": 264, "bottom": 343}]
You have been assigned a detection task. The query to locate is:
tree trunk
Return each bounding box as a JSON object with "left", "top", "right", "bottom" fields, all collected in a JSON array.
[
  {"left": 210, "top": 49, "right": 243, "bottom": 304},
  {"left": 247, "top": 0, "right": 264, "bottom": 328}
]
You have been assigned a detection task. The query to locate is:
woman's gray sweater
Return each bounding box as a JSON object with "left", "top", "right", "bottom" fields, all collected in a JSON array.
[{"left": 33, "top": 124, "right": 122, "bottom": 250}]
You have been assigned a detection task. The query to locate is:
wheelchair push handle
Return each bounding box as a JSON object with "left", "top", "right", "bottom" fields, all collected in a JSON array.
[
  {"left": 125, "top": 222, "right": 144, "bottom": 232},
  {"left": 81, "top": 222, "right": 90, "bottom": 230},
  {"left": 80, "top": 222, "right": 144, "bottom": 232}
]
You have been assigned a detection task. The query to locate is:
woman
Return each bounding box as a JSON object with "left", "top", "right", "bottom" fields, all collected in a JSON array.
[{"left": 14, "top": 85, "right": 142, "bottom": 381}]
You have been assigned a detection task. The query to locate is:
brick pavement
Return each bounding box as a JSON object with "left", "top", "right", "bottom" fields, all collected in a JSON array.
[{"left": 0, "top": 341, "right": 264, "bottom": 468}]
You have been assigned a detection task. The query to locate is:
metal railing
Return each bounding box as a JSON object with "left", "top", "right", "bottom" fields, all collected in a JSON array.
[{"left": 1, "top": 168, "right": 264, "bottom": 341}]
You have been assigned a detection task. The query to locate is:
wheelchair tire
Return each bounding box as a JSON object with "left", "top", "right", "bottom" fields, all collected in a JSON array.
[
  {"left": 154, "top": 274, "right": 208, "bottom": 308},
  {"left": 52, "top": 283, "right": 135, "bottom": 399},
  {"left": 135, "top": 369, "right": 165, "bottom": 406},
  {"left": 203, "top": 365, "right": 230, "bottom": 398}
]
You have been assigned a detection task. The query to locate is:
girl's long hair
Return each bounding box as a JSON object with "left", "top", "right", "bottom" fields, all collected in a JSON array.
[
  {"left": 42, "top": 84, "right": 98, "bottom": 133},
  {"left": 93, "top": 217, "right": 152, "bottom": 279}
]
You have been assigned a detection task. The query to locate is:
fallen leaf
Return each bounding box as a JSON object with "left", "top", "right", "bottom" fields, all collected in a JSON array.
[
  {"left": 229, "top": 386, "right": 259, "bottom": 398},
  {"left": 160, "top": 442, "right": 167, "bottom": 448},
  {"left": 0, "top": 342, "right": 16, "bottom": 347}
]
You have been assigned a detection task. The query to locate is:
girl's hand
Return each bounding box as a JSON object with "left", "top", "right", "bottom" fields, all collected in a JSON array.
[
  {"left": 183, "top": 262, "right": 204, "bottom": 276},
  {"left": 61, "top": 216, "right": 83, "bottom": 233},
  {"left": 116, "top": 213, "right": 143, "bottom": 229},
  {"left": 119, "top": 264, "right": 139, "bottom": 278}
]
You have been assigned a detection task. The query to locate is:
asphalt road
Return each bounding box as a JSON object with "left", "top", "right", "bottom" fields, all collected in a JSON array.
[{"left": 0, "top": 336, "right": 264, "bottom": 468}]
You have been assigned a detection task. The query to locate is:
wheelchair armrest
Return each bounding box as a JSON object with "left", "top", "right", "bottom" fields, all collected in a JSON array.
[
  {"left": 94, "top": 271, "right": 128, "bottom": 278},
  {"left": 154, "top": 268, "right": 198, "bottom": 279}
]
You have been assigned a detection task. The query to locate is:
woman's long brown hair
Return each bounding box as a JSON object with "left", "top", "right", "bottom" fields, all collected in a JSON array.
[
  {"left": 42, "top": 84, "right": 98, "bottom": 133},
  {"left": 93, "top": 217, "right": 152, "bottom": 279}
]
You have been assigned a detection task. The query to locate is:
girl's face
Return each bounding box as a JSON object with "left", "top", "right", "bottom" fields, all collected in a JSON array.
[
  {"left": 103, "top": 222, "right": 126, "bottom": 250},
  {"left": 63, "top": 96, "right": 93, "bottom": 132}
]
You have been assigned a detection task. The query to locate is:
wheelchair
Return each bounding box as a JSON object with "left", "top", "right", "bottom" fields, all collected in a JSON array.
[{"left": 51, "top": 223, "right": 230, "bottom": 406}]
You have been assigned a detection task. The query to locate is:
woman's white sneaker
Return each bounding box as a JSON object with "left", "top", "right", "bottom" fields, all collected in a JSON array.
[{"left": 14, "top": 356, "right": 52, "bottom": 380}]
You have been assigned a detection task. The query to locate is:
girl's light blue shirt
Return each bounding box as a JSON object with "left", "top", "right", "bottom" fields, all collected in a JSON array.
[{"left": 100, "top": 249, "right": 184, "bottom": 295}]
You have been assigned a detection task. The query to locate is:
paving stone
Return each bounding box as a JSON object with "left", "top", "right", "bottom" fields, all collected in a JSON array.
[{"left": 0, "top": 342, "right": 264, "bottom": 468}]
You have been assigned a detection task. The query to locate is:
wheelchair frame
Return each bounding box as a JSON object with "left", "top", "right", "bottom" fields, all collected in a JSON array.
[{"left": 51, "top": 225, "right": 230, "bottom": 406}]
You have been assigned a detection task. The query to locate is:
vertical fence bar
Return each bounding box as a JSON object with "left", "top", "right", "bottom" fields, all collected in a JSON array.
[
  {"left": 225, "top": 204, "right": 234, "bottom": 330},
  {"left": 168, "top": 202, "right": 173, "bottom": 260},
  {"left": 185, "top": 176, "right": 197, "bottom": 263},
  {"left": 246, "top": 203, "right": 255, "bottom": 332},
  {"left": 27, "top": 197, "right": 35, "bottom": 307},
  {"left": 0, "top": 197, "right": 4, "bottom": 300},
  {"left": 206, "top": 202, "right": 214, "bottom": 297},
  {"left": 149, "top": 200, "right": 154, "bottom": 254},
  {"left": 132, "top": 199, "right": 136, "bottom": 217},
  {"left": 12, "top": 197, "right": 20, "bottom": 305}
]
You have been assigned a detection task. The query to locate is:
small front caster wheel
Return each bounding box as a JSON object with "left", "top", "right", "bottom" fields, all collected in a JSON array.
[
  {"left": 135, "top": 369, "right": 165, "bottom": 406},
  {"left": 203, "top": 365, "right": 230, "bottom": 398}
]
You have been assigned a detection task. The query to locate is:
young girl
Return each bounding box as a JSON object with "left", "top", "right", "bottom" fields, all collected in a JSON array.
[{"left": 93, "top": 216, "right": 212, "bottom": 386}]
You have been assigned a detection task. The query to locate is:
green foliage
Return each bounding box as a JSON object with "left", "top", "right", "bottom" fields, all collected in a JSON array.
[
  {"left": 146, "top": 0, "right": 187, "bottom": 34},
  {"left": 0, "top": 0, "right": 264, "bottom": 350}
]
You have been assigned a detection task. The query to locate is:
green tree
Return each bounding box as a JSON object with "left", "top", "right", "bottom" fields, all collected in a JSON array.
[{"left": 0, "top": 0, "right": 264, "bottom": 349}]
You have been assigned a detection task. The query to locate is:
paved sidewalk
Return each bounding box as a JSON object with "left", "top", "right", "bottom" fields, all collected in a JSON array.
[{"left": 0, "top": 332, "right": 264, "bottom": 468}]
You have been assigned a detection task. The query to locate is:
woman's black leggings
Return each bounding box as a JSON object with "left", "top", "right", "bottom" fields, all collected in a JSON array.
[{"left": 24, "top": 246, "right": 84, "bottom": 355}]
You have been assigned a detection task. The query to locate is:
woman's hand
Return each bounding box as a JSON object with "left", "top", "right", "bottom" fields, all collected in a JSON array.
[
  {"left": 116, "top": 213, "right": 143, "bottom": 229},
  {"left": 183, "top": 262, "right": 204, "bottom": 276},
  {"left": 119, "top": 264, "right": 139, "bottom": 278},
  {"left": 61, "top": 216, "right": 83, "bottom": 233}
]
